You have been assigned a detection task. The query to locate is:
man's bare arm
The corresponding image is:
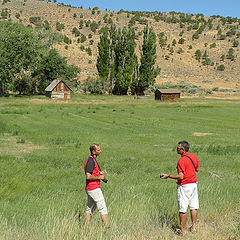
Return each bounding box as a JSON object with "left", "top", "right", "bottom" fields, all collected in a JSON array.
[
  {"left": 86, "top": 172, "right": 105, "bottom": 181},
  {"left": 161, "top": 172, "right": 184, "bottom": 180}
]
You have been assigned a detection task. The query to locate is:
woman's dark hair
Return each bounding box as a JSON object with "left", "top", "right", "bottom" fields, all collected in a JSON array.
[{"left": 178, "top": 140, "right": 190, "bottom": 152}]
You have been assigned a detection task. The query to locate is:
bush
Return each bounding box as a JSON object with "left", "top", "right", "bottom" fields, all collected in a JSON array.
[
  {"left": 217, "top": 64, "right": 225, "bottom": 71},
  {"left": 56, "top": 22, "right": 64, "bottom": 31},
  {"left": 178, "top": 38, "right": 185, "bottom": 44},
  {"left": 63, "top": 35, "right": 72, "bottom": 44},
  {"left": 79, "top": 76, "right": 106, "bottom": 94},
  {"left": 86, "top": 47, "right": 92, "bottom": 56},
  {"left": 80, "top": 34, "right": 87, "bottom": 43},
  {"left": 72, "top": 27, "right": 80, "bottom": 37},
  {"left": 210, "top": 43, "right": 216, "bottom": 48}
]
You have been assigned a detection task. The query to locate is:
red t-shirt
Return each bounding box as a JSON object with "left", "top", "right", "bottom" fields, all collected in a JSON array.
[
  {"left": 84, "top": 156, "right": 101, "bottom": 191},
  {"left": 177, "top": 152, "right": 199, "bottom": 186}
]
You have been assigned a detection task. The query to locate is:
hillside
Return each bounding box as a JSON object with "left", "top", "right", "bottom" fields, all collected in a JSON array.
[{"left": 1, "top": 0, "right": 240, "bottom": 92}]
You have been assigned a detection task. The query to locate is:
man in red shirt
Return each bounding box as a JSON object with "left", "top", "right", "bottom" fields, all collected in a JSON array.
[
  {"left": 161, "top": 141, "right": 199, "bottom": 235},
  {"left": 84, "top": 143, "right": 108, "bottom": 227}
]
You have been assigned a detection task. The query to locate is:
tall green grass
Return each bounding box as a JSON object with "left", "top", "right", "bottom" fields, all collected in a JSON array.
[{"left": 0, "top": 95, "right": 239, "bottom": 239}]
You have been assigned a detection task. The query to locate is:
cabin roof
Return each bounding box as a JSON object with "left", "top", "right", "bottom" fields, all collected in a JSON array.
[
  {"left": 156, "top": 89, "right": 181, "bottom": 94},
  {"left": 45, "top": 78, "right": 72, "bottom": 92}
]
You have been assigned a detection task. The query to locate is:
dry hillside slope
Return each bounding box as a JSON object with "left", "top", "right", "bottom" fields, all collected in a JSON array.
[{"left": 1, "top": 0, "right": 240, "bottom": 91}]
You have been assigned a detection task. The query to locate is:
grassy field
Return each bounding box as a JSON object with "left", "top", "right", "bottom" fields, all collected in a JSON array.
[{"left": 0, "top": 95, "right": 239, "bottom": 240}]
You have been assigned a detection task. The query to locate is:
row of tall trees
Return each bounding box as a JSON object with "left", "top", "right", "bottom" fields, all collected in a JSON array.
[
  {"left": 96, "top": 24, "right": 160, "bottom": 95},
  {"left": 0, "top": 21, "right": 79, "bottom": 96}
]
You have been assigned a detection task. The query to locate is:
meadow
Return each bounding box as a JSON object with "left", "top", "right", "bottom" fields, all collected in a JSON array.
[{"left": 0, "top": 95, "right": 239, "bottom": 240}]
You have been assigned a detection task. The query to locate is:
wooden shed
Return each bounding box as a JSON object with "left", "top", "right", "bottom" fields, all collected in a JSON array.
[
  {"left": 45, "top": 78, "right": 72, "bottom": 99},
  {"left": 155, "top": 89, "right": 181, "bottom": 101}
]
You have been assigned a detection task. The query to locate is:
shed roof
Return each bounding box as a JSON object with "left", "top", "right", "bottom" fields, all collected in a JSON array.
[
  {"left": 156, "top": 89, "right": 181, "bottom": 94},
  {"left": 45, "top": 78, "right": 72, "bottom": 92}
]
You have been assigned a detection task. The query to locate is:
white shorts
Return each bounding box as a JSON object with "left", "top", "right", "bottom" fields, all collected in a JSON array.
[
  {"left": 177, "top": 182, "right": 199, "bottom": 213},
  {"left": 86, "top": 188, "right": 108, "bottom": 215}
]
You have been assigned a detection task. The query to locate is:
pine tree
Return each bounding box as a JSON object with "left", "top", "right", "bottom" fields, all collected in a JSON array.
[{"left": 134, "top": 25, "right": 160, "bottom": 95}]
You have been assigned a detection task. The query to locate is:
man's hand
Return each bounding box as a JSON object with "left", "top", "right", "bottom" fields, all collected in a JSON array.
[
  {"left": 99, "top": 174, "right": 105, "bottom": 180},
  {"left": 160, "top": 173, "right": 169, "bottom": 179}
]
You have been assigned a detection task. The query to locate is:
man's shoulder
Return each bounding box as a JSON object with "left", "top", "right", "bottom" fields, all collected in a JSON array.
[
  {"left": 85, "top": 156, "right": 95, "bottom": 164},
  {"left": 187, "top": 152, "right": 198, "bottom": 160}
]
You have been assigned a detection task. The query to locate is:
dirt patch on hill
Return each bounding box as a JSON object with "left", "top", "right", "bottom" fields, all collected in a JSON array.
[{"left": 192, "top": 132, "right": 213, "bottom": 136}]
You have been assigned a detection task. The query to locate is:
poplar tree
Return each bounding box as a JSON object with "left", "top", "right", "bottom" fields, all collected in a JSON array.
[
  {"left": 135, "top": 25, "right": 160, "bottom": 95},
  {"left": 112, "top": 27, "right": 137, "bottom": 95},
  {"left": 96, "top": 29, "right": 110, "bottom": 83}
]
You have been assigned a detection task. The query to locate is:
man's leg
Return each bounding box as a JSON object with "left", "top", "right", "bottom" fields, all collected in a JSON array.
[
  {"left": 85, "top": 213, "right": 91, "bottom": 226},
  {"left": 101, "top": 214, "right": 108, "bottom": 227},
  {"left": 190, "top": 209, "right": 197, "bottom": 231},
  {"left": 85, "top": 190, "right": 96, "bottom": 226},
  {"left": 179, "top": 212, "right": 187, "bottom": 235}
]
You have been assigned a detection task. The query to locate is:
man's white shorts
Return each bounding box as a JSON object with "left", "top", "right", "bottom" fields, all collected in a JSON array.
[
  {"left": 86, "top": 188, "right": 108, "bottom": 215},
  {"left": 177, "top": 182, "right": 199, "bottom": 213}
]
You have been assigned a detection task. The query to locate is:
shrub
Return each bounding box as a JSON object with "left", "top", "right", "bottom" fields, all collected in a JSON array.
[
  {"left": 80, "top": 34, "right": 87, "bottom": 43},
  {"left": 63, "top": 35, "right": 72, "bottom": 44},
  {"left": 217, "top": 64, "right": 225, "bottom": 71},
  {"left": 56, "top": 22, "right": 64, "bottom": 31},
  {"left": 210, "top": 42, "right": 216, "bottom": 48},
  {"left": 86, "top": 47, "right": 92, "bottom": 56},
  {"left": 178, "top": 38, "right": 185, "bottom": 44},
  {"left": 72, "top": 27, "right": 80, "bottom": 37}
]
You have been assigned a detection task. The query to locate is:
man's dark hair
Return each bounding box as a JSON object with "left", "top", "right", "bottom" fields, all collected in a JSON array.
[
  {"left": 178, "top": 140, "right": 190, "bottom": 152},
  {"left": 90, "top": 143, "right": 99, "bottom": 154}
]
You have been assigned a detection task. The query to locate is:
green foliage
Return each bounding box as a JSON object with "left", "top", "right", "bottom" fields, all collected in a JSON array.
[
  {"left": 80, "top": 34, "right": 86, "bottom": 43},
  {"left": 79, "top": 20, "right": 83, "bottom": 29},
  {"left": 112, "top": 27, "right": 138, "bottom": 95},
  {"left": 0, "top": 21, "right": 79, "bottom": 96},
  {"left": 63, "top": 35, "right": 72, "bottom": 44},
  {"left": 15, "top": 12, "right": 20, "bottom": 19},
  {"left": 226, "top": 48, "right": 235, "bottom": 61},
  {"left": 232, "top": 39, "right": 239, "bottom": 47},
  {"left": 202, "top": 58, "right": 211, "bottom": 66},
  {"left": 218, "top": 34, "right": 226, "bottom": 40},
  {"left": 32, "top": 49, "right": 80, "bottom": 93},
  {"left": 177, "top": 48, "right": 183, "bottom": 54},
  {"left": 210, "top": 42, "right": 216, "bottom": 48},
  {"left": 179, "top": 30, "right": 184, "bottom": 36},
  {"left": 178, "top": 38, "right": 185, "bottom": 44},
  {"left": 86, "top": 47, "right": 92, "bottom": 56},
  {"left": 80, "top": 76, "right": 107, "bottom": 94},
  {"left": 72, "top": 27, "right": 80, "bottom": 37},
  {"left": 43, "top": 20, "right": 50, "bottom": 30},
  {"left": 90, "top": 21, "right": 98, "bottom": 33},
  {"left": 135, "top": 25, "right": 160, "bottom": 95},
  {"left": 96, "top": 29, "right": 110, "bottom": 82},
  {"left": 172, "top": 39, "right": 176, "bottom": 46},
  {"left": 1, "top": 8, "right": 9, "bottom": 18},
  {"left": 217, "top": 64, "right": 225, "bottom": 71},
  {"left": 195, "top": 50, "right": 201, "bottom": 61},
  {"left": 56, "top": 22, "right": 64, "bottom": 31},
  {"left": 159, "top": 32, "right": 167, "bottom": 49},
  {"left": 29, "top": 16, "right": 41, "bottom": 26},
  {"left": 192, "top": 32, "right": 199, "bottom": 40},
  {"left": 0, "top": 21, "right": 44, "bottom": 95}
]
